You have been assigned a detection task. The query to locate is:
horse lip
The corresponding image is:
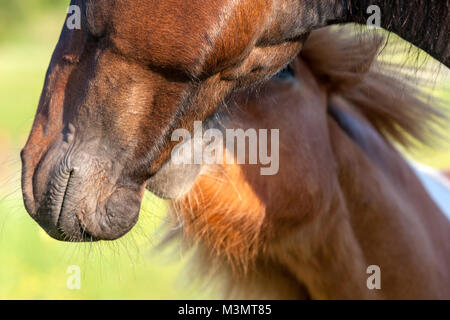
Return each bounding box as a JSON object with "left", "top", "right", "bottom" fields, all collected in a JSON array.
[
  {"left": 38, "top": 167, "right": 93, "bottom": 242},
  {"left": 36, "top": 169, "right": 74, "bottom": 240},
  {"left": 32, "top": 155, "right": 139, "bottom": 242},
  {"left": 55, "top": 169, "right": 97, "bottom": 241},
  {"left": 56, "top": 170, "right": 73, "bottom": 228}
]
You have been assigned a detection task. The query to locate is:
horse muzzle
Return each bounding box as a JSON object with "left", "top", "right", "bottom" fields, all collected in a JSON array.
[{"left": 21, "top": 127, "right": 144, "bottom": 242}]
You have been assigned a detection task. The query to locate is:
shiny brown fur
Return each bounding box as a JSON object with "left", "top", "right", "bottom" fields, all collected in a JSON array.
[{"left": 169, "top": 28, "right": 450, "bottom": 299}]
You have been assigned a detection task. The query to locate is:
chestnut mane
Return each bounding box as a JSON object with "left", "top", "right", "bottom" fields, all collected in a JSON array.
[{"left": 162, "top": 27, "right": 447, "bottom": 296}]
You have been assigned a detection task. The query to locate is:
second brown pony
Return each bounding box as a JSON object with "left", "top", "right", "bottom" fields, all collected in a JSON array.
[{"left": 167, "top": 28, "right": 450, "bottom": 299}]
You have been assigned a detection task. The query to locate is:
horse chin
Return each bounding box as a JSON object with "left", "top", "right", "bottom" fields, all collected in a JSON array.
[
  {"left": 35, "top": 175, "right": 144, "bottom": 242},
  {"left": 57, "top": 187, "right": 142, "bottom": 242},
  {"left": 146, "top": 126, "right": 206, "bottom": 200},
  {"left": 146, "top": 160, "right": 202, "bottom": 200}
]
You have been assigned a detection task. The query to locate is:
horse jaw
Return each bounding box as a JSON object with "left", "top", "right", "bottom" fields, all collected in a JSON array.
[{"left": 146, "top": 161, "right": 202, "bottom": 200}]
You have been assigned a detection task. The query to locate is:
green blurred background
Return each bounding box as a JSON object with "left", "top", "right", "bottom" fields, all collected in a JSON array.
[{"left": 0, "top": 1, "right": 448, "bottom": 300}]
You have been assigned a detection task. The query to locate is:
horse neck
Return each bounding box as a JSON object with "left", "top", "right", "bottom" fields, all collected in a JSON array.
[
  {"left": 284, "top": 58, "right": 449, "bottom": 299},
  {"left": 252, "top": 67, "right": 449, "bottom": 298}
]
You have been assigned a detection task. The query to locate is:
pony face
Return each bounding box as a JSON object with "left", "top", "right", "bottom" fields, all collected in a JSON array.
[{"left": 20, "top": 0, "right": 305, "bottom": 241}]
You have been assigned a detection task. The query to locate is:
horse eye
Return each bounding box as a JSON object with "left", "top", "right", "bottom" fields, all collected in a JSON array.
[{"left": 274, "top": 63, "right": 295, "bottom": 79}]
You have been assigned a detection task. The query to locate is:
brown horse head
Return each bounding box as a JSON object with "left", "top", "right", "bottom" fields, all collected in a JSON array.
[{"left": 21, "top": 0, "right": 306, "bottom": 241}]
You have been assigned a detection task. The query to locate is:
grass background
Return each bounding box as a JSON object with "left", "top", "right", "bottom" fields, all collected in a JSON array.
[{"left": 0, "top": 1, "right": 448, "bottom": 299}]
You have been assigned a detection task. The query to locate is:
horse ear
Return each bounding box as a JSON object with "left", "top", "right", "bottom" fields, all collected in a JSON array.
[{"left": 58, "top": 0, "right": 88, "bottom": 64}]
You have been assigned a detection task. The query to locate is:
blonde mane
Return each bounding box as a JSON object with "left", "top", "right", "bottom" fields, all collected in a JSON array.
[{"left": 302, "top": 28, "right": 446, "bottom": 147}]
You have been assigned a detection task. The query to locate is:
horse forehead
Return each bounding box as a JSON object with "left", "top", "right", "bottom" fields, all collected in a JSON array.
[{"left": 105, "top": 0, "right": 269, "bottom": 70}]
